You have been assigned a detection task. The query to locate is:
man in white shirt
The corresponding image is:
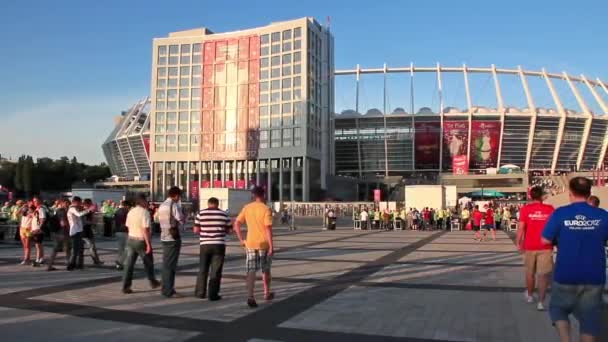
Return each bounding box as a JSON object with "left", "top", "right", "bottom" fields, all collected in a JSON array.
[
  {"left": 122, "top": 194, "right": 160, "bottom": 294},
  {"left": 67, "top": 197, "right": 91, "bottom": 271},
  {"left": 359, "top": 209, "right": 369, "bottom": 230},
  {"left": 158, "top": 187, "right": 185, "bottom": 298}
]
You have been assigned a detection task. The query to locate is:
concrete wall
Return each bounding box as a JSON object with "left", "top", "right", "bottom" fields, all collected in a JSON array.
[
  {"left": 404, "top": 185, "right": 444, "bottom": 210},
  {"left": 545, "top": 186, "right": 608, "bottom": 209}
]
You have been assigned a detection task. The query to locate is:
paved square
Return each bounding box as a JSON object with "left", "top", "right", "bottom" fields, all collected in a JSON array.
[{"left": 0, "top": 225, "right": 605, "bottom": 341}]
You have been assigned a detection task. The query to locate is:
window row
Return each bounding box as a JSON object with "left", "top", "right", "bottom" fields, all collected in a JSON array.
[
  {"left": 260, "top": 40, "right": 301, "bottom": 56},
  {"left": 260, "top": 52, "right": 300, "bottom": 67},
  {"left": 154, "top": 134, "right": 200, "bottom": 152},
  {"left": 260, "top": 64, "right": 301, "bottom": 80},
  {"left": 158, "top": 44, "right": 202, "bottom": 56},
  {"left": 259, "top": 113, "right": 302, "bottom": 128},
  {"left": 259, "top": 89, "right": 302, "bottom": 103},
  {"left": 260, "top": 27, "right": 302, "bottom": 45},
  {"left": 259, "top": 128, "right": 302, "bottom": 148},
  {"left": 158, "top": 54, "right": 202, "bottom": 66},
  {"left": 158, "top": 66, "right": 201, "bottom": 78},
  {"left": 156, "top": 88, "right": 202, "bottom": 100},
  {"left": 156, "top": 99, "right": 201, "bottom": 110}
]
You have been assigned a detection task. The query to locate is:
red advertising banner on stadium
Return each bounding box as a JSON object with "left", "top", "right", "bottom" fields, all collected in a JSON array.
[
  {"left": 470, "top": 121, "right": 501, "bottom": 169},
  {"left": 201, "top": 180, "right": 211, "bottom": 188},
  {"left": 236, "top": 179, "right": 247, "bottom": 189},
  {"left": 190, "top": 181, "right": 199, "bottom": 200},
  {"left": 225, "top": 180, "right": 235, "bottom": 188},
  {"left": 213, "top": 180, "right": 223, "bottom": 188},
  {"left": 443, "top": 121, "right": 468, "bottom": 168},
  {"left": 452, "top": 155, "right": 469, "bottom": 175},
  {"left": 143, "top": 137, "right": 150, "bottom": 157},
  {"left": 414, "top": 122, "right": 440, "bottom": 169},
  {"left": 373, "top": 189, "right": 381, "bottom": 202}
]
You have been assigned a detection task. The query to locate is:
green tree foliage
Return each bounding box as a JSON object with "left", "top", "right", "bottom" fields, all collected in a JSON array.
[{"left": 0, "top": 155, "right": 111, "bottom": 196}]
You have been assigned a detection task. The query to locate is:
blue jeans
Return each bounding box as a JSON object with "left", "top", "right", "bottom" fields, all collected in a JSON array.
[
  {"left": 549, "top": 282, "right": 603, "bottom": 336},
  {"left": 161, "top": 240, "right": 181, "bottom": 297},
  {"left": 122, "top": 239, "right": 157, "bottom": 290}
]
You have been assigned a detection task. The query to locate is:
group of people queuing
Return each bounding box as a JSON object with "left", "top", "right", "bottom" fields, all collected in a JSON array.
[
  {"left": 353, "top": 207, "right": 454, "bottom": 231},
  {"left": 1, "top": 186, "right": 277, "bottom": 309},
  {"left": 516, "top": 177, "right": 607, "bottom": 341}
]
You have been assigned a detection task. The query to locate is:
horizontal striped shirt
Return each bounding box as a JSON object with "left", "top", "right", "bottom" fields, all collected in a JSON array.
[{"left": 194, "top": 208, "right": 232, "bottom": 245}]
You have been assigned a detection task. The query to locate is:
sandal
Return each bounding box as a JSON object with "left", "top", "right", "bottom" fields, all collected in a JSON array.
[{"left": 247, "top": 297, "right": 258, "bottom": 308}]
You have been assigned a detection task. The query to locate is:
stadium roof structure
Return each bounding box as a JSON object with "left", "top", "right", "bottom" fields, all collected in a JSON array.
[{"left": 102, "top": 97, "right": 151, "bottom": 179}]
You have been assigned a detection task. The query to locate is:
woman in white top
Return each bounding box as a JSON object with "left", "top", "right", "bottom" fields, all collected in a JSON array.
[{"left": 19, "top": 206, "right": 34, "bottom": 265}]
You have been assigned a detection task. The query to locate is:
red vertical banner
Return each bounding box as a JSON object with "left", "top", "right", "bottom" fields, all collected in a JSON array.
[
  {"left": 249, "top": 36, "right": 260, "bottom": 59},
  {"left": 213, "top": 180, "right": 223, "bottom": 188},
  {"left": 470, "top": 121, "right": 501, "bottom": 169},
  {"left": 238, "top": 37, "right": 249, "bottom": 61},
  {"left": 201, "top": 180, "right": 211, "bottom": 188},
  {"left": 443, "top": 121, "right": 468, "bottom": 168},
  {"left": 215, "top": 40, "right": 227, "bottom": 64},
  {"left": 190, "top": 181, "right": 199, "bottom": 200},
  {"left": 373, "top": 189, "right": 381, "bottom": 203},
  {"left": 452, "top": 155, "right": 469, "bottom": 175},
  {"left": 203, "top": 41, "right": 215, "bottom": 65},
  {"left": 225, "top": 180, "right": 235, "bottom": 188},
  {"left": 143, "top": 137, "right": 150, "bottom": 157},
  {"left": 414, "top": 122, "right": 441, "bottom": 169},
  {"left": 236, "top": 179, "right": 246, "bottom": 189}
]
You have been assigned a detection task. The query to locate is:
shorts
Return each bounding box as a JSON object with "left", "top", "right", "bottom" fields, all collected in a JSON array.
[
  {"left": 472, "top": 224, "right": 480, "bottom": 231},
  {"left": 31, "top": 232, "right": 44, "bottom": 243},
  {"left": 549, "top": 282, "right": 603, "bottom": 337},
  {"left": 20, "top": 227, "right": 32, "bottom": 239},
  {"left": 484, "top": 224, "right": 495, "bottom": 230},
  {"left": 246, "top": 249, "right": 272, "bottom": 273},
  {"left": 523, "top": 250, "right": 553, "bottom": 275}
]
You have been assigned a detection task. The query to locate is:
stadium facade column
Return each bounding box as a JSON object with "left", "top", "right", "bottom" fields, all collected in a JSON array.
[
  {"left": 584, "top": 76, "right": 608, "bottom": 169},
  {"left": 519, "top": 66, "right": 537, "bottom": 171},
  {"left": 302, "top": 157, "right": 309, "bottom": 201},
  {"left": 382, "top": 63, "right": 389, "bottom": 177},
  {"left": 563, "top": 72, "right": 592, "bottom": 171},
  {"left": 410, "top": 62, "right": 415, "bottom": 171},
  {"left": 437, "top": 63, "right": 444, "bottom": 171},
  {"left": 290, "top": 157, "right": 295, "bottom": 201},
  {"left": 543, "top": 68, "right": 567, "bottom": 174},
  {"left": 463, "top": 64, "right": 474, "bottom": 165},
  {"left": 355, "top": 64, "right": 363, "bottom": 179},
  {"left": 267, "top": 160, "right": 272, "bottom": 202},
  {"left": 492, "top": 64, "right": 506, "bottom": 168},
  {"left": 279, "top": 158, "right": 283, "bottom": 206}
]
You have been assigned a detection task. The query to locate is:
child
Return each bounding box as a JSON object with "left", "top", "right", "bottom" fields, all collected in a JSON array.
[{"left": 19, "top": 206, "right": 34, "bottom": 265}]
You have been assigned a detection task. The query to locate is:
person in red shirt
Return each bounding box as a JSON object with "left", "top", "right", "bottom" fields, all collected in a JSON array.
[
  {"left": 484, "top": 204, "right": 496, "bottom": 241},
  {"left": 516, "top": 186, "right": 555, "bottom": 311},
  {"left": 472, "top": 205, "right": 484, "bottom": 241}
]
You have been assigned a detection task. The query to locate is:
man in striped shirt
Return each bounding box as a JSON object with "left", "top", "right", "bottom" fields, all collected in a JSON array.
[{"left": 193, "top": 197, "right": 232, "bottom": 301}]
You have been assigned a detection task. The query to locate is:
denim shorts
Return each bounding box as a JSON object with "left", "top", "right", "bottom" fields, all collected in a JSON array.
[{"left": 549, "top": 282, "right": 603, "bottom": 336}]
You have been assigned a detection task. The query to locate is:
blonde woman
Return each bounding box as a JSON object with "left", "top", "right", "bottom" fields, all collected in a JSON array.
[{"left": 19, "top": 205, "right": 35, "bottom": 265}]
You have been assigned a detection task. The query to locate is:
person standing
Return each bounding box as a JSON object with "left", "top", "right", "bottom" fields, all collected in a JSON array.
[
  {"left": 193, "top": 197, "right": 232, "bottom": 301},
  {"left": 67, "top": 197, "right": 91, "bottom": 271},
  {"left": 102, "top": 200, "right": 116, "bottom": 237},
  {"left": 234, "top": 186, "right": 274, "bottom": 308},
  {"left": 484, "top": 205, "right": 497, "bottom": 241},
  {"left": 359, "top": 208, "right": 369, "bottom": 230},
  {"left": 19, "top": 206, "right": 34, "bottom": 265},
  {"left": 47, "top": 199, "right": 71, "bottom": 271},
  {"left": 122, "top": 195, "right": 160, "bottom": 294},
  {"left": 158, "top": 186, "right": 185, "bottom": 298},
  {"left": 472, "top": 205, "right": 483, "bottom": 241},
  {"left": 541, "top": 177, "right": 608, "bottom": 342},
  {"left": 114, "top": 201, "right": 130, "bottom": 270},
  {"left": 461, "top": 206, "right": 471, "bottom": 231},
  {"left": 587, "top": 195, "right": 600, "bottom": 209},
  {"left": 516, "top": 186, "right": 554, "bottom": 310},
  {"left": 31, "top": 197, "right": 47, "bottom": 267}
]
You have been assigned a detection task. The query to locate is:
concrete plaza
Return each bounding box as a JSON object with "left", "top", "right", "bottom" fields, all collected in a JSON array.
[{"left": 0, "top": 221, "right": 605, "bottom": 342}]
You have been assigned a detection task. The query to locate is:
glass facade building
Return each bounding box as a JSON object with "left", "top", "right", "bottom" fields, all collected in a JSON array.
[{"left": 150, "top": 18, "right": 334, "bottom": 202}]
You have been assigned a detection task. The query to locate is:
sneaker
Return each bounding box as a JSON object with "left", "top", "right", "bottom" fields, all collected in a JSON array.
[
  {"left": 38, "top": 258, "right": 45, "bottom": 264},
  {"left": 524, "top": 291, "right": 534, "bottom": 303},
  {"left": 47, "top": 266, "right": 57, "bottom": 272},
  {"left": 247, "top": 298, "right": 258, "bottom": 308},
  {"left": 150, "top": 280, "right": 161, "bottom": 289},
  {"left": 32, "top": 261, "right": 40, "bottom": 268},
  {"left": 20, "top": 260, "right": 30, "bottom": 265},
  {"left": 122, "top": 288, "right": 133, "bottom": 294},
  {"left": 209, "top": 295, "right": 222, "bottom": 302},
  {"left": 537, "top": 302, "right": 545, "bottom": 311}
]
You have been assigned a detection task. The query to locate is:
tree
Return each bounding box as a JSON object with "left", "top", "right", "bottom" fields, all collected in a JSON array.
[
  {"left": 22, "top": 156, "right": 34, "bottom": 196},
  {"left": 13, "top": 156, "right": 23, "bottom": 192}
]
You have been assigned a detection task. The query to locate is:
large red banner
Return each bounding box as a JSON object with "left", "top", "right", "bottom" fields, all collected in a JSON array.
[
  {"left": 470, "top": 121, "right": 501, "bottom": 169},
  {"left": 415, "top": 122, "right": 440, "bottom": 169},
  {"left": 373, "top": 189, "right": 381, "bottom": 202},
  {"left": 443, "top": 121, "right": 468, "bottom": 168},
  {"left": 190, "top": 181, "right": 199, "bottom": 200},
  {"left": 452, "top": 155, "right": 469, "bottom": 175}
]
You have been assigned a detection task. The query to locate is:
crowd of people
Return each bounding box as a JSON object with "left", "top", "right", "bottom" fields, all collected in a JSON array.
[{"left": 0, "top": 186, "right": 276, "bottom": 308}]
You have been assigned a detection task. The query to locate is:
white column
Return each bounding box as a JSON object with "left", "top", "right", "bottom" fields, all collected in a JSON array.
[
  {"left": 492, "top": 64, "right": 506, "bottom": 168},
  {"left": 543, "top": 69, "right": 567, "bottom": 174},
  {"left": 563, "top": 73, "right": 592, "bottom": 171},
  {"left": 463, "top": 64, "right": 474, "bottom": 165},
  {"left": 520, "top": 66, "right": 537, "bottom": 171}
]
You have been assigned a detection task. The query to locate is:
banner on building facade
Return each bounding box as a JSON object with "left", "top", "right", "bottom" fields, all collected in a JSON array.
[
  {"left": 443, "top": 121, "right": 468, "bottom": 168},
  {"left": 373, "top": 189, "right": 381, "bottom": 203},
  {"left": 190, "top": 181, "right": 199, "bottom": 200},
  {"left": 452, "top": 155, "right": 469, "bottom": 175},
  {"left": 414, "top": 122, "right": 440, "bottom": 169},
  {"left": 470, "top": 121, "right": 501, "bottom": 169}
]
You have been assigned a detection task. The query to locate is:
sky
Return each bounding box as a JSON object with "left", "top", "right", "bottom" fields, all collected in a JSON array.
[{"left": 1, "top": 0, "right": 607, "bottom": 164}]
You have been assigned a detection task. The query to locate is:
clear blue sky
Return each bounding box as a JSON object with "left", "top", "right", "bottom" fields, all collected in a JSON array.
[{"left": 1, "top": 0, "right": 606, "bottom": 164}]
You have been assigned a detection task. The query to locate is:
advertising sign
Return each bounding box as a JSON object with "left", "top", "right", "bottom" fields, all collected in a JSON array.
[
  {"left": 452, "top": 155, "right": 469, "bottom": 175},
  {"left": 443, "top": 121, "right": 468, "bottom": 168},
  {"left": 470, "top": 121, "right": 501, "bottom": 169},
  {"left": 414, "top": 121, "right": 440, "bottom": 169},
  {"left": 373, "top": 189, "right": 381, "bottom": 202},
  {"left": 190, "top": 181, "right": 199, "bottom": 200}
]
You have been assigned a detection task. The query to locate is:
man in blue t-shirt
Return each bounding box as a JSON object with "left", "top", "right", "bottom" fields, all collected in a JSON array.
[{"left": 541, "top": 177, "right": 608, "bottom": 342}]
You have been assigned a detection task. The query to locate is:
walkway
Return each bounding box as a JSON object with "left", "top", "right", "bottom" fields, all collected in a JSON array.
[{"left": 0, "top": 224, "right": 605, "bottom": 341}]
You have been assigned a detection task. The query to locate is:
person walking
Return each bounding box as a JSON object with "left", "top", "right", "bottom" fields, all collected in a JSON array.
[
  {"left": 114, "top": 200, "right": 130, "bottom": 270},
  {"left": 541, "top": 177, "right": 608, "bottom": 342},
  {"left": 19, "top": 205, "right": 34, "bottom": 265},
  {"left": 122, "top": 195, "right": 160, "bottom": 294},
  {"left": 234, "top": 186, "right": 274, "bottom": 308},
  {"left": 158, "top": 186, "right": 185, "bottom": 298},
  {"left": 193, "top": 197, "right": 232, "bottom": 301},
  {"left": 102, "top": 200, "right": 116, "bottom": 237},
  {"left": 47, "top": 199, "right": 71, "bottom": 271},
  {"left": 472, "top": 205, "right": 483, "bottom": 241},
  {"left": 516, "top": 186, "right": 554, "bottom": 310},
  {"left": 67, "top": 197, "right": 91, "bottom": 271},
  {"left": 82, "top": 199, "right": 103, "bottom": 265},
  {"left": 484, "top": 205, "right": 497, "bottom": 241}
]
